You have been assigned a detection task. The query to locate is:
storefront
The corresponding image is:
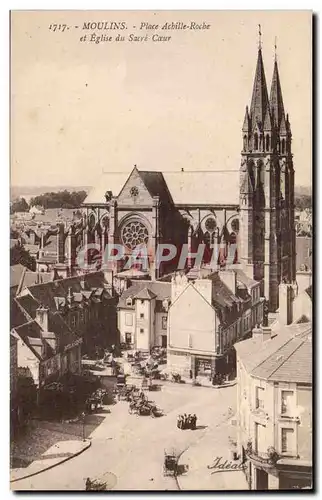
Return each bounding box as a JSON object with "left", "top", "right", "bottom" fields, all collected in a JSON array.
[{"left": 277, "top": 462, "right": 312, "bottom": 490}]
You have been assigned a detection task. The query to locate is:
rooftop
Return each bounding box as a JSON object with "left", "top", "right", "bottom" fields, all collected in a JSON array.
[
  {"left": 119, "top": 280, "right": 171, "bottom": 308},
  {"left": 235, "top": 322, "right": 312, "bottom": 384},
  {"left": 84, "top": 169, "right": 239, "bottom": 206}
]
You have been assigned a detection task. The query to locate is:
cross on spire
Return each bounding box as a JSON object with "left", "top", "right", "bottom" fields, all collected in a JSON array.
[
  {"left": 258, "top": 24, "right": 262, "bottom": 50},
  {"left": 274, "top": 36, "right": 277, "bottom": 61}
]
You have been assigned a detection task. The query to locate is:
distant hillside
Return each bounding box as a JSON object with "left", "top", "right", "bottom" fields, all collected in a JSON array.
[
  {"left": 295, "top": 185, "right": 312, "bottom": 197},
  {"left": 11, "top": 186, "right": 91, "bottom": 201}
]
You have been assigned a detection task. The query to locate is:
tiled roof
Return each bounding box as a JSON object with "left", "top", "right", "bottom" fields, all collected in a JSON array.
[
  {"left": 11, "top": 297, "right": 29, "bottom": 329},
  {"left": 13, "top": 294, "right": 79, "bottom": 355},
  {"left": 26, "top": 271, "right": 107, "bottom": 310},
  {"left": 163, "top": 171, "right": 239, "bottom": 206},
  {"left": 24, "top": 244, "right": 40, "bottom": 254},
  {"left": 116, "top": 268, "right": 150, "bottom": 278},
  {"left": 10, "top": 239, "right": 19, "bottom": 248},
  {"left": 235, "top": 269, "right": 258, "bottom": 288},
  {"left": 119, "top": 280, "right": 171, "bottom": 308},
  {"left": 134, "top": 287, "right": 157, "bottom": 300},
  {"left": 235, "top": 322, "right": 312, "bottom": 384},
  {"left": 139, "top": 171, "right": 173, "bottom": 203},
  {"left": 207, "top": 272, "right": 243, "bottom": 309},
  {"left": 15, "top": 295, "right": 40, "bottom": 320},
  {"left": 84, "top": 169, "right": 239, "bottom": 206},
  {"left": 10, "top": 264, "right": 26, "bottom": 288},
  {"left": 14, "top": 320, "right": 42, "bottom": 340},
  {"left": 84, "top": 172, "right": 129, "bottom": 204}
]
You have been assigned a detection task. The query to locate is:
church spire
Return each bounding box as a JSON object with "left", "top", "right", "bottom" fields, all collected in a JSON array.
[
  {"left": 249, "top": 42, "right": 269, "bottom": 130},
  {"left": 269, "top": 57, "right": 285, "bottom": 129}
]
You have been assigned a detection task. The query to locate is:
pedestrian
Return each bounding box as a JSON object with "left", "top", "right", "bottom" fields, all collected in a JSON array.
[
  {"left": 85, "top": 478, "right": 91, "bottom": 491},
  {"left": 192, "top": 414, "right": 197, "bottom": 430},
  {"left": 183, "top": 413, "right": 188, "bottom": 430}
]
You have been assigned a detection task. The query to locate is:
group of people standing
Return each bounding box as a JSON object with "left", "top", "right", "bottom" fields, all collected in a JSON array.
[{"left": 177, "top": 413, "right": 197, "bottom": 430}]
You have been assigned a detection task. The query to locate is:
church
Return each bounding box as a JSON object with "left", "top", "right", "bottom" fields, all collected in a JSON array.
[{"left": 81, "top": 42, "right": 296, "bottom": 313}]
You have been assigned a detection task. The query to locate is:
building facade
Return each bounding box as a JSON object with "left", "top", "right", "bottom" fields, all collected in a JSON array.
[
  {"left": 117, "top": 280, "right": 171, "bottom": 350},
  {"left": 235, "top": 321, "right": 312, "bottom": 490},
  {"left": 167, "top": 270, "right": 263, "bottom": 378}
]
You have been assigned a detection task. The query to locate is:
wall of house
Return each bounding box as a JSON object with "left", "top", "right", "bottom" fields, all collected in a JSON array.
[
  {"left": 237, "top": 357, "right": 312, "bottom": 470},
  {"left": 296, "top": 385, "right": 312, "bottom": 460},
  {"left": 17, "top": 340, "right": 40, "bottom": 386},
  {"left": 167, "top": 351, "right": 192, "bottom": 376},
  {"left": 292, "top": 292, "right": 312, "bottom": 323},
  {"left": 168, "top": 284, "right": 217, "bottom": 353},
  {"left": 118, "top": 308, "right": 135, "bottom": 345},
  {"left": 155, "top": 312, "right": 168, "bottom": 346},
  {"left": 135, "top": 299, "right": 153, "bottom": 350},
  {"left": 68, "top": 344, "right": 82, "bottom": 374}
]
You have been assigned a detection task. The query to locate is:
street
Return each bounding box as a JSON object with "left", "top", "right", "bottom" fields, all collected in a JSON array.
[{"left": 12, "top": 381, "right": 236, "bottom": 491}]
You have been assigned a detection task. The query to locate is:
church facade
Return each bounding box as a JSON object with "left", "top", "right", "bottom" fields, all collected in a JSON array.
[{"left": 82, "top": 45, "right": 296, "bottom": 313}]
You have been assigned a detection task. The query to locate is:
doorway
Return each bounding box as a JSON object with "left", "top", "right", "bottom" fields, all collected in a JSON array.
[{"left": 256, "top": 468, "right": 268, "bottom": 490}]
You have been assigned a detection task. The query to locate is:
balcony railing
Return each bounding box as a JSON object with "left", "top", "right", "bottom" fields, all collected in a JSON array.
[{"left": 245, "top": 442, "right": 279, "bottom": 468}]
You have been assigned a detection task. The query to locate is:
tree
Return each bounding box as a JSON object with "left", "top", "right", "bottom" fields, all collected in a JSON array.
[
  {"left": 10, "top": 197, "right": 29, "bottom": 214},
  {"left": 294, "top": 194, "right": 312, "bottom": 211},
  {"left": 30, "top": 190, "right": 87, "bottom": 209},
  {"left": 10, "top": 243, "right": 36, "bottom": 271}
]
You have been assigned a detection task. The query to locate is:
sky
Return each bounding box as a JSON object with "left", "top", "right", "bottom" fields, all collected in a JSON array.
[{"left": 11, "top": 10, "right": 312, "bottom": 188}]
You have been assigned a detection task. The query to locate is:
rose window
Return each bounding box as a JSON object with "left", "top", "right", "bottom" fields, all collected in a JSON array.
[
  {"left": 121, "top": 220, "right": 149, "bottom": 250},
  {"left": 205, "top": 217, "right": 217, "bottom": 232}
]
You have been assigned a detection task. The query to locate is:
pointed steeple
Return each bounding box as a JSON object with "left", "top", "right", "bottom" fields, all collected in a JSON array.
[
  {"left": 263, "top": 107, "right": 272, "bottom": 131},
  {"left": 250, "top": 47, "right": 269, "bottom": 130},
  {"left": 269, "top": 60, "right": 285, "bottom": 129},
  {"left": 242, "top": 106, "right": 250, "bottom": 132},
  {"left": 240, "top": 170, "right": 253, "bottom": 195},
  {"left": 279, "top": 113, "right": 287, "bottom": 135}
]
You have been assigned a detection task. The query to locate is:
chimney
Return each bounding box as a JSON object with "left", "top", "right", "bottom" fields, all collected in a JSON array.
[
  {"left": 67, "top": 287, "right": 74, "bottom": 305},
  {"left": 103, "top": 268, "right": 114, "bottom": 296},
  {"left": 279, "top": 283, "right": 294, "bottom": 326},
  {"left": 67, "top": 225, "right": 76, "bottom": 274},
  {"left": 36, "top": 305, "right": 49, "bottom": 332},
  {"left": 218, "top": 270, "right": 237, "bottom": 295},
  {"left": 57, "top": 223, "right": 65, "bottom": 264},
  {"left": 30, "top": 231, "right": 36, "bottom": 245},
  {"left": 171, "top": 272, "right": 189, "bottom": 303},
  {"left": 252, "top": 324, "right": 271, "bottom": 341},
  {"left": 80, "top": 275, "right": 86, "bottom": 290}
]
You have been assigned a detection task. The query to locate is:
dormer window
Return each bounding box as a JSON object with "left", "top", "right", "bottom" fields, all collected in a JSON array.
[{"left": 126, "top": 297, "right": 133, "bottom": 306}]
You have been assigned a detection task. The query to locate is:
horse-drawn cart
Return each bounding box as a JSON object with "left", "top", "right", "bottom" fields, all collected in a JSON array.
[
  {"left": 163, "top": 449, "right": 179, "bottom": 476},
  {"left": 85, "top": 471, "right": 117, "bottom": 491}
]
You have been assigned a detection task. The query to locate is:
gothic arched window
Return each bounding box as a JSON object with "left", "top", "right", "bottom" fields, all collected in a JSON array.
[
  {"left": 265, "top": 134, "right": 270, "bottom": 151},
  {"left": 254, "top": 133, "right": 259, "bottom": 151},
  {"left": 243, "top": 135, "right": 247, "bottom": 151},
  {"left": 281, "top": 139, "right": 286, "bottom": 154}
]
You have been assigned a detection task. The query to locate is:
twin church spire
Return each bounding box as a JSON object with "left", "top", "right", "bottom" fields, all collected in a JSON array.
[{"left": 242, "top": 32, "right": 291, "bottom": 155}]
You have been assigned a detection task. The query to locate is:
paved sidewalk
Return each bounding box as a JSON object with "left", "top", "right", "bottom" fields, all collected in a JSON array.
[
  {"left": 11, "top": 439, "right": 91, "bottom": 483},
  {"left": 177, "top": 419, "right": 248, "bottom": 491}
]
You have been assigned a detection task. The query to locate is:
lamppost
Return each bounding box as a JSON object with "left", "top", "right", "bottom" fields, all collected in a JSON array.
[{"left": 81, "top": 411, "right": 86, "bottom": 441}]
